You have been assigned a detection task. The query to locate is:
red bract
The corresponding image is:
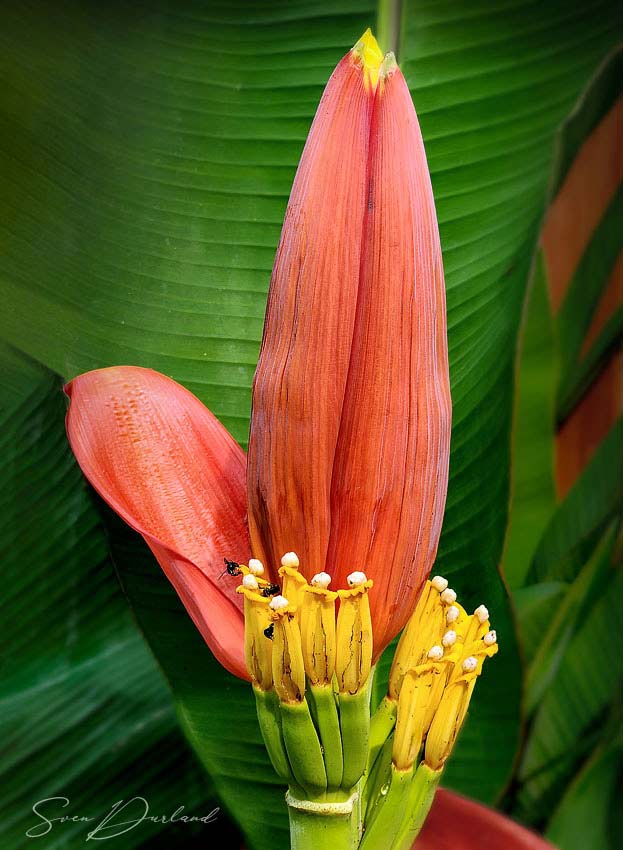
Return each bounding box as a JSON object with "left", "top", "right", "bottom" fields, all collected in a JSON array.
[
  {"left": 65, "top": 366, "right": 251, "bottom": 679},
  {"left": 66, "top": 33, "right": 450, "bottom": 675},
  {"left": 416, "top": 789, "right": 556, "bottom": 850},
  {"left": 247, "top": 41, "right": 451, "bottom": 658}
]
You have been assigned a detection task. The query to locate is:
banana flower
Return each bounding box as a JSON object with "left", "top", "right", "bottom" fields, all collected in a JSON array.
[
  {"left": 64, "top": 28, "right": 544, "bottom": 850},
  {"left": 66, "top": 29, "right": 451, "bottom": 681}
]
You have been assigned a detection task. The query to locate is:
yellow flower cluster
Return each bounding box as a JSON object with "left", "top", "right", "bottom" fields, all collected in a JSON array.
[
  {"left": 388, "top": 576, "right": 498, "bottom": 771},
  {"left": 232, "top": 552, "right": 375, "bottom": 797},
  {"left": 236, "top": 552, "right": 374, "bottom": 702}
]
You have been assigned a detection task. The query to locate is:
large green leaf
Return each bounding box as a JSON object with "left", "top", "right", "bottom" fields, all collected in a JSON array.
[
  {"left": 501, "top": 42, "right": 623, "bottom": 848},
  {"left": 546, "top": 736, "right": 623, "bottom": 850},
  {"left": 502, "top": 52, "right": 622, "bottom": 592},
  {"left": 0, "top": 346, "right": 239, "bottom": 850},
  {"left": 1, "top": 2, "right": 621, "bottom": 848},
  {"left": 506, "top": 525, "right": 621, "bottom": 835},
  {"left": 510, "top": 581, "right": 567, "bottom": 665},
  {"left": 514, "top": 567, "right": 623, "bottom": 825},
  {"left": 549, "top": 46, "right": 622, "bottom": 197},
  {"left": 524, "top": 525, "right": 618, "bottom": 715},
  {"left": 0, "top": 0, "right": 376, "bottom": 444},
  {"left": 556, "top": 188, "right": 623, "bottom": 422},
  {"left": 529, "top": 419, "right": 622, "bottom": 582},
  {"left": 503, "top": 255, "right": 557, "bottom": 589}
]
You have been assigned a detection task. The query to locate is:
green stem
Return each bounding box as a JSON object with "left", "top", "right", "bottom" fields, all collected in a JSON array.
[
  {"left": 366, "top": 695, "right": 396, "bottom": 775},
  {"left": 359, "top": 763, "right": 413, "bottom": 850},
  {"left": 253, "top": 686, "right": 294, "bottom": 784},
  {"left": 392, "top": 763, "right": 443, "bottom": 850},
  {"left": 287, "top": 789, "right": 359, "bottom": 850},
  {"left": 311, "top": 684, "right": 344, "bottom": 789},
  {"left": 281, "top": 699, "right": 327, "bottom": 797},
  {"left": 363, "top": 734, "right": 393, "bottom": 821},
  {"left": 339, "top": 689, "right": 371, "bottom": 791},
  {"left": 376, "top": 0, "right": 402, "bottom": 55}
]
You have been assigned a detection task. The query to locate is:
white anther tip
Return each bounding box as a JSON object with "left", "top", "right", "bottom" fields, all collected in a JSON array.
[
  {"left": 428, "top": 645, "right": 444, "bottom": 661},
  {"left": 281, "top": 551, "right": 300, "bottom": 568},
  {"left": 462, "top": 656, "right": 478, "bottom": 673},
  {"left": 475, "top": 604, "right": 489, "bottom": 623},
  {"left": 311, "top": 572, "right": 332, "bottom": 588},
  {"left": 431, "top": 576, "right": 449, "bottom": 592},
  {"left": 484, "top": 630, "right": 497, "bottom": 646},
  {"left": 446, "top": 605, "right": 459, "bottom": 624},
  {"left": 347, "top": 571, "right": 368, "bottom": 587},
  {"left": 442, "top": 630, "right": 457, "bottom": 647},
  {"left": 248, "top": 558, "right": 264, "bottom": 576},
  {"left": 242, "top": 574, "right": 259, "bottom": 590},
  {"left": 269, "top": 595, "right": 289, "bottom": 610},
  {"left": 440, "top": 588, "right": 457, "bottom": 605}
]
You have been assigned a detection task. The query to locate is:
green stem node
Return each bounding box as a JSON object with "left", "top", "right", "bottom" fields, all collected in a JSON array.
[
  {"left": 339, "top": 689, "right": 371, "bottom": 790},
  {"left": 280, "top": 698, "right": 327, "bottom": 796},
  {"left": 310, "top": 684, "right": 344, "bottom": 789},
  {"left": 287, "top": 790, "right": 359, "bottom": 850}
]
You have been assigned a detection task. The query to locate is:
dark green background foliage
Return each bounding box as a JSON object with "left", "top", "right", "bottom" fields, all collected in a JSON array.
[{"left": 0, "top": 2, "right": 620, "bottom": 849}]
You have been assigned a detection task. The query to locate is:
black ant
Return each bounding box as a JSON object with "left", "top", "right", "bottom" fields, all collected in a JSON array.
[
  {"left": 263, "top": 624, "right": 275, "bottom": 640},
  {"left": 221, "top": 558, "right": 242, "bottom": 578},
  {"left": 261, "top": 584, "right": 281, "bottom": 597}
]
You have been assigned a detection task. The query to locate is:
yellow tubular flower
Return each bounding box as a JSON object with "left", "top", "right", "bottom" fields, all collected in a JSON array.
[
  {"left": 300, "top": 576, "right": 338, "bottom": 686},
  {"left": 389, "top": 577, "right": 462, "bottom": 700},
  {"left": 424, "top": 679, "right": 468, "bottom": 770},
  {"left": 421, "top": 658, "right": 452, "bottom": 732},
  {"left": 335, "top": 572, "right": 374, "bottom": 694},
  {"left": 386, "top": 580, "right": 499, "bottom": 773},
  {"left": 424, "top": 638, "right": 498, "bottom": 770},
  {"left": 270, "top": 596, "right": 306, "bottom": 704},
  {"left": 392, "top": 663, "right": 437, "bottom": 771},
  {"left": 237, "top": 581, "right": 273, "bottom": 691}
]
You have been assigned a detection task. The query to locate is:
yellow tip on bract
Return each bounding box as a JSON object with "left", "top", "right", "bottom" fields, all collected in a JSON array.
[{"left": 352, "top": 28, "right": 384, "bottom": 91}]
